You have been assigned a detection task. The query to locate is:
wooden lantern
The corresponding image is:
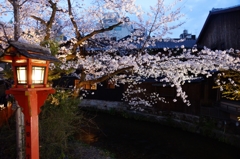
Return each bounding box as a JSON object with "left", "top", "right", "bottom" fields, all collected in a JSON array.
[{"left": 0, "top": 41, "right": 59, "bottom": 88}]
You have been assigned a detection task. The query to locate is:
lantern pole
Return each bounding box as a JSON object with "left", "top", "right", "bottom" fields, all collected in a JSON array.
[
  {"left": 6, "top": 88, "right": 55, "bottom": 159},
  {"left": 15, "top": 103, "right": 24, "bottom": 159}
]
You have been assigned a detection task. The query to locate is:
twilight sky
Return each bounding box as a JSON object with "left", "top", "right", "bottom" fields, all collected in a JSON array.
[
  {"left": 135, "top": 0, "right": 240, "bottom": 38},
  {"left": 0, "top": 0, "right": 239, "bottom": 39}
]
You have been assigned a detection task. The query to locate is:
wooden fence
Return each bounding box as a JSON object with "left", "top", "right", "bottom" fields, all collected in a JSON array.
[{"left": 220, "top": 101, "right": 240, "bottom": 114}]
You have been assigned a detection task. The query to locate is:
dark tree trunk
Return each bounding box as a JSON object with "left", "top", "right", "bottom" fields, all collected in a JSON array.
[{"left": 13, "top": 0, "right": 20, "bottom": 41}]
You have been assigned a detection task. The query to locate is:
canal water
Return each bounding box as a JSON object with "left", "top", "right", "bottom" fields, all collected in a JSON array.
[{"left": 79, "top": 110, "right": 240, "bottom": 159}]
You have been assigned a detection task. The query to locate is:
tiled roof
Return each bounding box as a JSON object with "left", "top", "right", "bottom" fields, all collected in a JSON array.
[
  {"left": 210, "top": 5, "right": 240, "bottom": 14},
  {"left": 87, "top": 38, "right": 196, "bottom": 51},
  {"left": 3, "top": 41, "right": 59, "bottom": 62},
  {"left": 148, "top": 39, "right": 196, "bottom": 49}
]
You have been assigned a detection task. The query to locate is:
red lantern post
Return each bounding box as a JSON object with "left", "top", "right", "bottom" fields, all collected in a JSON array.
[{"left": 0, "top": 41, "right": 59, "bottom": 159}]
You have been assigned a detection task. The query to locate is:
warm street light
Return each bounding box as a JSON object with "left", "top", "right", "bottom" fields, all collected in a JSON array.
[{"left": 0, "top": 41, "right": 59, "bottom": 159}]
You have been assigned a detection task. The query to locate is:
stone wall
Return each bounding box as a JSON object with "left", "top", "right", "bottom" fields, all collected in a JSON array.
[{"left": 80, "top": 99, "right": 240, "bottom": 148}]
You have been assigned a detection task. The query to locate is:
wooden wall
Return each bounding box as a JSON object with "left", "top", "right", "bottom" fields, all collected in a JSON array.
[
  {"left": 197, "top": 10, "right": 240, "bottom": 50},
  {"left": 83, "top": 81, "right": 124, "bottom": 101},
  {"left": 136, "top": 81, "right": 205, "bottom": 115},
  {"left": 84, "top": 77, "right": 218, "bottom": 116}
]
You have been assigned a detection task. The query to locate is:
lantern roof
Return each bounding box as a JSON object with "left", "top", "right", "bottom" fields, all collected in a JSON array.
[{"left": 2, "top": 41, "right": 59, "bottom": 62}]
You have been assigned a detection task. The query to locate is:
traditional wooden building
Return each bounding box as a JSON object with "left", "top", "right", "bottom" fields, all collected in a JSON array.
[
  {"left": 80, "top": 74, "right": 219, "bottom": 116},
  {"left": 196, "top": 5, "right": 240, "bottom": 50},
  {"left": 196, "top": 5, "right": 240, "bottom": 122},
  {"left": 125, "top": 76, "right": 220, "bottom": 116}
]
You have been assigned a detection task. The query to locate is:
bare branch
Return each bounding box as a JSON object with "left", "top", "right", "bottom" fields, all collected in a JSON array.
[
  {"left": 30, "top": 15, "right": 47, "bottom": 25},
  {"left": 12, "top": 0, "right": 20, "bottom": 40},
  {"left": 44, "top": 0, "right": 57, "bottom": 41},
  {"left": 56, "top": 8, "right": 68, "bottom": 13},
  {"left": 0, "top": 37, "right": 8, "bottom": 43},
  {"left": 0, "top": 22, "right": 10, "bottom": 42},
  {"left": 67, "top": 0, "right": 81, "bottom": 39},
  {"left": 76, "top": 22, "right": 123, "bottom": 46},
  {"left": 8, "top": 0, "right": 13, "bottom": 5},
  {"left": 70, "top": 21, "right": 123, "bottom": 53},
  {"left": 19, "top": 0, "right": 28, "bottom": 6},
  {"left": 1, "top": 11, "right": 13, "bottom": 14}
]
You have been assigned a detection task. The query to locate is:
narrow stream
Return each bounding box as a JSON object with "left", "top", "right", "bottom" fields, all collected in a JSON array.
[{"left": 79, "top": 110, "right": 240, "bottom": 159}]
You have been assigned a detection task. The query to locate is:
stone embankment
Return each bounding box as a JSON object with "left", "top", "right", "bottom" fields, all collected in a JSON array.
[{"left": 80, "top": 99, "right": 240, "bottom": 148}]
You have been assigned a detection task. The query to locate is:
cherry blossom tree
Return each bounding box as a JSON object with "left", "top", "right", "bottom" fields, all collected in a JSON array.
[
  {"left": 214, "top": 69, "right": 240, "bottom": 101},
  {"left": 0, "top": 0, "right": 240, "bottom": 111}
]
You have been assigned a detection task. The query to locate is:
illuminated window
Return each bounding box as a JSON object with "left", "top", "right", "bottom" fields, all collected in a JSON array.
[
  {"left": 32, "top": 67, "right": 45, "bottom": 84},
  {"left": 16, "top": 66, "right": 27, "bottom": 84}
]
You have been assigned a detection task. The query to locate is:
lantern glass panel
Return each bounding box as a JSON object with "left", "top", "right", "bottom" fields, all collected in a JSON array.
[
  {"left": 32, "top": 66, "right": 45, "bottom": 84},
  {"left": 16, "top": 67, "right": 27, "bottom": 84}
]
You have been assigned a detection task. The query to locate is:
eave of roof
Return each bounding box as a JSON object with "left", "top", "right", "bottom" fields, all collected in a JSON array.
[
  {"left": 149, "top": 39, "right": 196, "bottom": 49},
  {"left": 4, "top": 41, "right": 60, "bottom": 62},
  {"left": 86, "top": 39, "right": 196, "bottom": 51}
]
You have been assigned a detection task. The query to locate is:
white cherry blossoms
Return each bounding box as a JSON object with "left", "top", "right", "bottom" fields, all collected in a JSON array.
[{"left": 60, "top": 45, "right": 240, "bottom": 111}]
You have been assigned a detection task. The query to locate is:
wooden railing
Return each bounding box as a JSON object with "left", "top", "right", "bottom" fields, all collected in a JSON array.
[
  {"left": 0, "top": 104, "right": 14, "bottom": 126},
  {"left": 220, "top": 101, "right": 240, "bottom": 114}
]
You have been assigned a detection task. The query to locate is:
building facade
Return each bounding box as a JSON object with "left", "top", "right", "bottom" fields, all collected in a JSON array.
[{"left": 196, "top": 5, "right": 240, "bottom": 50}]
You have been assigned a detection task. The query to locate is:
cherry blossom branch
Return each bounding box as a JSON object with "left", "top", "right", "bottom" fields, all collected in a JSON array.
[{"left": 76, "top": 66, "right": 133, "bottom": 88}]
